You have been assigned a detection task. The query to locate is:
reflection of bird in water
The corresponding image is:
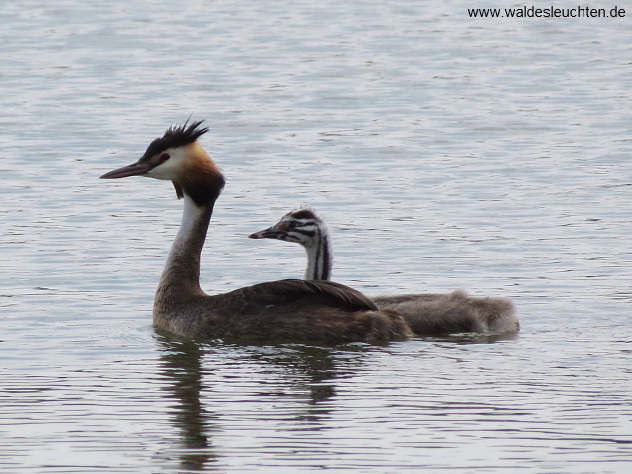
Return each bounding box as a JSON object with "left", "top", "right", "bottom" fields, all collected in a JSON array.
[
  {"left": 250, "top": 209, "right": 519, "bottom": 335},
  {"left": 155, "top": 334, "right": 364, "bottom": 467},
  {"left": 101, "top": 121, "right": 410, "bottom": 344},
  {"left": 249, "top": 345, "right": 340, "bottom": 405},
  {"left": 156, "top": 335, "right": 216, "bottom": 470}
]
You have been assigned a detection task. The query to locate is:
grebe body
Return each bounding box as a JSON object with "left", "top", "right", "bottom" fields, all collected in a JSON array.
[
  {"left": 250, "top": 209, "right": 519, "bottom": 335},
  {"left": 101, "top": 122, "right": 411, "bottom": 344}
]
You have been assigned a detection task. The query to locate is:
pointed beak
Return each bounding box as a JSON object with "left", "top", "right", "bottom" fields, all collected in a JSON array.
[
  {"left": 100, "top": 160, "right": 152, "bottom": 179},
  {"left": 249, "top": 223, "right": 287, "bottom": 240},
  {"left": 249, "top": 227, "right": 277, "bottom": 239}
]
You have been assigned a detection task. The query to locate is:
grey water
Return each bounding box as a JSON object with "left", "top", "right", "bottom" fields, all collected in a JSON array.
[{"left": 1, "top": 0, "right": 631, "bottom": 472}]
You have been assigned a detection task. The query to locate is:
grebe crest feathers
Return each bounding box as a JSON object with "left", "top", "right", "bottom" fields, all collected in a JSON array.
[
  {"left": 141, "top": 120, "right": 209, "bottom": 161},
  {"left": 101, "top": 120, "right": 224, "bottom": 206}
]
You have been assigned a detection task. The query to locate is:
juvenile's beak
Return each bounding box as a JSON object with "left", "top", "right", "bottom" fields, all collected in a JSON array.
[
  {"left": 100, "top": 160, "right": 152, "bottom": 179},
  {"left": 249, "top": 223, "right": 287, "bottom": 239},
  {"left": 249, "top": 227, "right": 277, "bottom": 239}
]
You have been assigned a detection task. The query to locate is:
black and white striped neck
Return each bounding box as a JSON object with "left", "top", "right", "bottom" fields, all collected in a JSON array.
[{"left": 303, "top": 221, "right": 332, "bottom": 280}]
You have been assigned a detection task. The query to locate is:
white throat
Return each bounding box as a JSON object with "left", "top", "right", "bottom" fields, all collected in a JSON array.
[
  {"left": 303, "top": 245, "right": 318, "bottom": 280},
  {"left": 166, "top": 194, "right": 206, "bottom": 266}
]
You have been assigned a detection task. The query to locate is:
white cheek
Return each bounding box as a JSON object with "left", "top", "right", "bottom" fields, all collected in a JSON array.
[
  {"left": 146, "top": 162, "right": 175, "bottom": 180},
  {"left": 145, "top": 150, "right": 184, "bottom": 180}
]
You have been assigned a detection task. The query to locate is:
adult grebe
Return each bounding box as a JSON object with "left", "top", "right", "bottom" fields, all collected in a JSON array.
[
  {"left": 100, "top": 121, "right": 411, "bottom": 344},
  {"left": 250, "top": 209, "right": 519, "bottom": 334}
]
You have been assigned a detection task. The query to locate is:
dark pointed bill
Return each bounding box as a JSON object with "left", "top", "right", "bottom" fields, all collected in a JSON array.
[
  {"left": 249, "top": 228, "right": 274, "bottom": 239},
  {"left": 249, "top": 225, "right": 286, "bottom": 239},
  {"left": 99, "top": 161, "right": 152, "bottom": 179}
]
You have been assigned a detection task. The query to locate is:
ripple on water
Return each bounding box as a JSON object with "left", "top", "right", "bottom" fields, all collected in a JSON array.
[{"left": 2, "top": 0, "right": 632, "bottom": 472}]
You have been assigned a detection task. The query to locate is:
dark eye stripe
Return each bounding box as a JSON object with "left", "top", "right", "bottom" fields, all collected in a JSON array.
[
  {"left": 285, "top": 218, "right": 316, "bottom": 228},
  {"left": 293, "top": 229, "right": 316, "bottom": 237}
]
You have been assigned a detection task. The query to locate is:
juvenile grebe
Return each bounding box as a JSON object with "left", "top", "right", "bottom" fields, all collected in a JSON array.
[
  {"left": 100, "top": 121, "right": 411, "bottom": 344},
  {"left": 250, "top": 209, "right": 519, "bottom": 334}
]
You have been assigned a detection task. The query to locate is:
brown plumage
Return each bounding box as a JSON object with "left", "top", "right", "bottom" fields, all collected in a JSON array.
[
  {"left": 372, "top": 291, "right": 517, "bottom": 334},
  {"left": 100, "top": 121, "right": 411, "bottom": 344},
  {"left": 250, "top": 209, "right": 519, "bottom": 335}
]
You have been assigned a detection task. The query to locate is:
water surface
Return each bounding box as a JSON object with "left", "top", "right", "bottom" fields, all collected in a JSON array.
[{"left": 1, "top": 1, "right": 631, "bottom": 472}]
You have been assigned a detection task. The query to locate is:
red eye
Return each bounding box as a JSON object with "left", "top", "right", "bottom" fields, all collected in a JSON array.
[{"left": 159, "top": 153, "right": 170, "bottom": 162}]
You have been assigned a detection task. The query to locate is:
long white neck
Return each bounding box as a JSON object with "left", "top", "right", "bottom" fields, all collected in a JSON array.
[
  {"left": 303, "top": 225, "right": 332, "bottom": 281},
  {"left": 158, "top": 194, "right": 214, "bottom": 298}
]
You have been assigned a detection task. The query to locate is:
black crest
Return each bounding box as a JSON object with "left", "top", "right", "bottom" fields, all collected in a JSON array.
[{"left": 141, "top": 120, "right": 209, "bottom": 161}]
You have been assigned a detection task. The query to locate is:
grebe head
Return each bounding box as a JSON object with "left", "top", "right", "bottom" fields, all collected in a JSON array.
[
  {"left": 249, "top": 209, "right": 324, "bottom": 249},
  {"left": 100, "top": 120, "right": 225, "bottom": 206}
]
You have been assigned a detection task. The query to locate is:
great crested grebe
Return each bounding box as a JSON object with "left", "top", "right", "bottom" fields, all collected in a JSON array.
[
  {"left": 100, "top": 121, "right": 412, "bottom": 344},
  {"left": 249, "top": 209, "right": 519, "bottom": 334}
]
